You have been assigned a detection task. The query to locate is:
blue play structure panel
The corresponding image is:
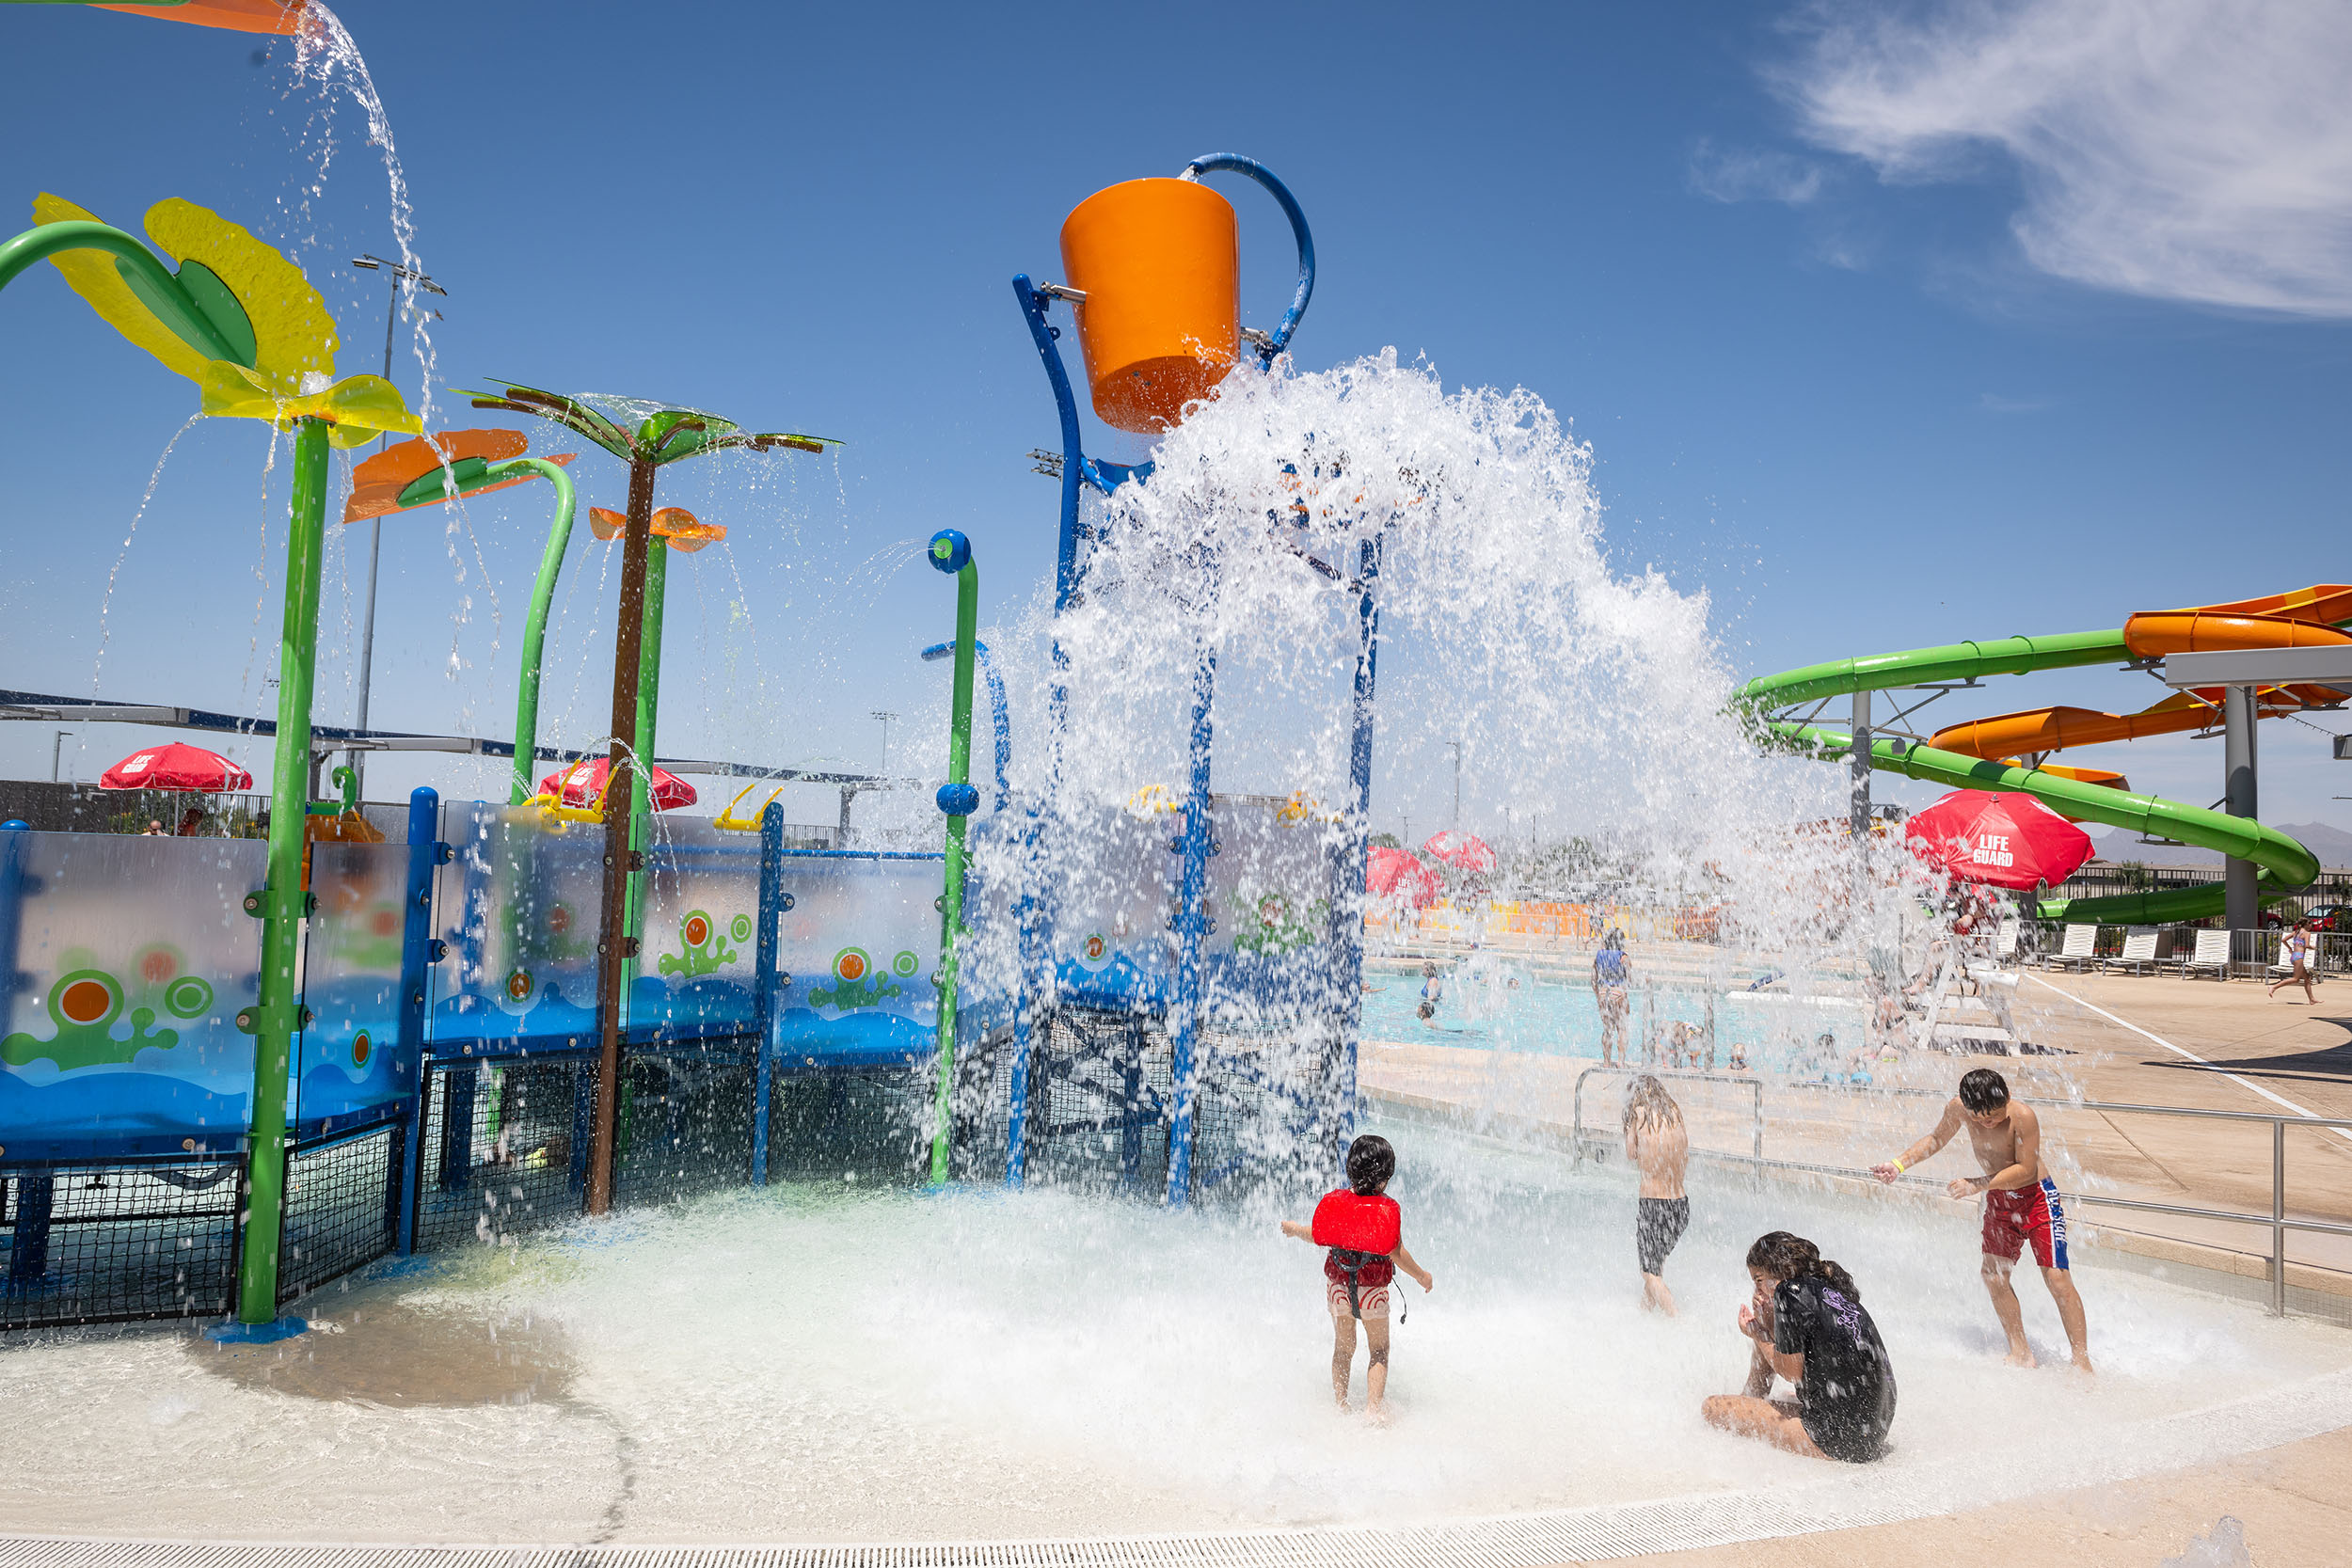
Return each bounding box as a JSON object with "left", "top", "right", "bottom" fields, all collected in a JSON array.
[{"left": 770, "top": 1006, "right": 930, "bottom": 1069}]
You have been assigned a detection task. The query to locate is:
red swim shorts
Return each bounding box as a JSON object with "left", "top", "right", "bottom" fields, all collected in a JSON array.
[{"left": 1982, "top": 1179, "right": 2070, "bottom": 1270}]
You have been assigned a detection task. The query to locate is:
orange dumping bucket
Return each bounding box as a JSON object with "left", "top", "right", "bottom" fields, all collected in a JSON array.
[{"left": 1060, "top": 179, "right": 1238, "bottom": 433}]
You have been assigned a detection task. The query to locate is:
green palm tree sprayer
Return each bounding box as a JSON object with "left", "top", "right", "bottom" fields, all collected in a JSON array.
[
  {"left": 3, "top": 194, "right": 419, "bottom": 1328},
  {"left": 460, "top": 382, "right": 834, "bottom": 1213}
]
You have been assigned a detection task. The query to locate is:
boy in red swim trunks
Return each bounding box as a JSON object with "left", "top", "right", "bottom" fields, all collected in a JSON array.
[
  {"left": 1871, "top": 1068, "right": 2092, "bottom": 1372},
  {"left": 1280, "top": 1133, "right": 1435, "bottom": 1418}
]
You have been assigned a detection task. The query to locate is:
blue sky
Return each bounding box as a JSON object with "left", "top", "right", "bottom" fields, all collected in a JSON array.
[{"left": 1, "top": 0, "right": 2346, "bottom": 842}]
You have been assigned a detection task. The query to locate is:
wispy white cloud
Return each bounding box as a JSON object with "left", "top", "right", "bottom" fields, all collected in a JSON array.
[
  {"left": 1779, "top": 0, "right": 2352, "bottom": 316},
  {"left": 1688, "top": 137, "right": 1826, "bottom": 205}
]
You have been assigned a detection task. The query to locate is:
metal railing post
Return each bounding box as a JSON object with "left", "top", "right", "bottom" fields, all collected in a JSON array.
[{"left": 2273, "top": 1117, "right": 2288, "bottom": 1317}]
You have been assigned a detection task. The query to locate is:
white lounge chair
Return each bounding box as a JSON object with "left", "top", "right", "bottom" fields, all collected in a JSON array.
[
  {"left": 2177, "top": 927, "right": 2232, "bottom": 981},
  {"left": 2047, "top": 924, "right": 2098, "bottom": 973},
  {"left": 2105, "top": 927, "right": 2160, "bottom": 976}
]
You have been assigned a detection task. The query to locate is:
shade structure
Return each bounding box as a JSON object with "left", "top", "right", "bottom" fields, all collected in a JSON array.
[
  {"left": 536, "top": 756, "right": 697, "bottom": 812},
  {"left": 1421, "top": 830, "right": 1497, "bottom": 876},
  {"left": 98, "top": 742, "right": 251, "bottom": 792},
  {"left": 1902, "top": 789, "right": 2094, "bottom": 892},
  {"left": 1367, "top": 846, "right": 1443, "bottom": 909}
]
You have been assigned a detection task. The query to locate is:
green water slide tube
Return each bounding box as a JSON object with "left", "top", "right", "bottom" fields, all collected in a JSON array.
[{"left": 1739, "top": 632, "right": 2319, "bottom": 925}]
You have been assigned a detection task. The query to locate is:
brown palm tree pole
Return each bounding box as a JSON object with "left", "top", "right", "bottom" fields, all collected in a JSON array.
[{"left": 462, "top": 382, "right": 834, "bottom": 1213}]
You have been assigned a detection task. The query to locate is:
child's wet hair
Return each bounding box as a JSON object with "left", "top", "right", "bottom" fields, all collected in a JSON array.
[
  {"left": 1746, "top": 1229, "right": 1861, "bottom": 1302},
  {"left": 1959, "top": 1068, "right": 2010, "bottom": 1112},
  {"left": 1622, "top": 1073, "right": 1683, "bottom": 1133},
  {"left": 1345, "top": 1133, "right": 1396, "bottom": 1195}
]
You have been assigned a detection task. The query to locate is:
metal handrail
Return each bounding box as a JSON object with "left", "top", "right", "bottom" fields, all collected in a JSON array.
[
  {"left": 1566, "top": 1069, "right": 2352, "bottom": 1316},
  {"left": 1570, "top": 1066, "right": 1762, "bottom": 1179}
]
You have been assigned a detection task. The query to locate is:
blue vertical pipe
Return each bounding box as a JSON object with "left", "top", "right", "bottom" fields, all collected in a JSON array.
[
  {"left": 391, "top": 787, "right": 440, "bottom": 1256},
  {"left": 1338, "top": 538, "right": 1384, "bottom": 1162},
  {"left": 1005, "top": 801, "right": 1043, "bottom": 1188},
  {"left": 1164, "top": 648, "right": 1218, "bottom": 1207},
  {"left": 750, "top": 800, "right": 784, "bottom": 1187},
  {"left": 0, "top": 820, "right": 50, "bottom": 1285}
]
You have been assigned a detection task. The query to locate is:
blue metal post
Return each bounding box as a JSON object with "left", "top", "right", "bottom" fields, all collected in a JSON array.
[
  {"left": 0, "top": 820, "right": 39, "bottom": 1290},
  {"left": 750, "top": 801, "right": 784, "bottom": 1187},
  {"left": 1339, "top": 538, "right": 1383, "bottom": 1160},
  {"left": 1164, "top": 648, "right": 1218, "bottom": 1207},
  {"left": 1005, "top": 801, "right": 1043, "bottom": 1188},
  {"left": 392, "top": 787, "right": 440, "bottom": 1256}
]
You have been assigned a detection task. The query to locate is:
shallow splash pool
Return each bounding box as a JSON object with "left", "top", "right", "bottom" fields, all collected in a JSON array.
[
  {"left": 1361, "top": 970, "right": 1864, "bottom": 1070},
  {"left": 3, "top": 1121, "right": 2346, "bottom": 1549}
]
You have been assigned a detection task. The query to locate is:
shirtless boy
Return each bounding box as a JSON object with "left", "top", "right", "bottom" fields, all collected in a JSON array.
[{"left": 1871, "top": 1068, "right": 2092, "bottom": 1372}]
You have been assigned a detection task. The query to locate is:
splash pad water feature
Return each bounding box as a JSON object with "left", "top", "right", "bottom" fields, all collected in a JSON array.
[{"left": 2, "top": 53, "right": 2350, "bottom": 1555}]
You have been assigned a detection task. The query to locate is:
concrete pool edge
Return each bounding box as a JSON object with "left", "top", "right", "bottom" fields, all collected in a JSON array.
[{"left": 8, "top": 1369, "right": 2351, "bottom": 1565}]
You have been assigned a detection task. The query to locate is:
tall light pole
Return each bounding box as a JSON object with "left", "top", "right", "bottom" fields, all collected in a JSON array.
[
  {"left": 346, "top": 254, "right": 446, "bottom": 799},
  {"left": 871, "top": 709, "right": 898, "bottom": 776}
]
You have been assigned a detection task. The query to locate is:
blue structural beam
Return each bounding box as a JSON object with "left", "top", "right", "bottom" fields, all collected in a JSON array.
[
  {"left": 391, "top": 787, "right": 441, "bottom": 1256},
  {"left": 750, "top": 801, "right": 785, "bottom": 1186},
  {"left": 1339, "top": 538, "right": 1384, "bottom": 1165},
  {"left": 1164, "top": 649, "right": 1219, "bottom": 1207}
]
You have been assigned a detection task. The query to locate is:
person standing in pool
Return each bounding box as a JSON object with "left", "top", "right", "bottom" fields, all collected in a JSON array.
[
  {"left": 1280, "top": 1133, "right": 1435, "bottom": 1420},
  {"left": 1870, "top": 1067, "right": 2092, "bottom": 1372},
  {"left": 1593, "top": 928, "right": 1631, "bottom": 1065},
  {"left": 1703, "top": 1230, "right": 1896, "bottom": 1463},
  {"left": 1623, "top": 1075, "right": 1690, "bottom": 1315}
]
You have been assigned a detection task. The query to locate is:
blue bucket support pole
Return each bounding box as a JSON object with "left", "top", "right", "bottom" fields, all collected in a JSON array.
[
  {"left": 751, "top": 800, "right": 784, "bottom": 1186},
  {"left": 1338, "top": 538, "right": 1383, "bottom": 1164},
  {"left": 391, "top": 787, "right": 440, "bottom": 1256},
  {"left": 1165, "top": 647, "right": 1218, "bottom": 1207}
]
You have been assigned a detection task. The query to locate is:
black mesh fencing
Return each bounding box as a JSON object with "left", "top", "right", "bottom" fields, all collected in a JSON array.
[
  {"left": 278, "top": 1123, "right": 402, "bottom": 1306},
  {"left": 614, "top": 1041, "right": 757, "bottom": 1204},
  {"left": 983, "top": 1006, "right": 1346, "bottom": 1205},
  {"left": 764, "top": 1064, "right": 932, "bottom": 1184},
  {"left": 0, "top": 1154, "right": 243, "bottom": 1329},
  {"left": 414, "top": 1053, "right": 595, "bottom": 1250}
]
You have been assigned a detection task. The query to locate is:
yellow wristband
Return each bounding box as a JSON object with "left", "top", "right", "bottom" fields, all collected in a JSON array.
[{"left": 1892, "top": 1157, "right": 1908, "bottom": 1174}]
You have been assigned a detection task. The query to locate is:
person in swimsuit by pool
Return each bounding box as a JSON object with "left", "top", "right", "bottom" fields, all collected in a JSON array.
[
  {"left": 1623, "top": 1074, "right": 1690, "bottom": 1315},
  {"left": 1871, "top": 1067, "right": 2092, "bottom": 1372},
  {"left": 1703, "top": 1230, "right": 1896, "bottom": 1463},
  {"left": 1594, "top": 929, "right": 1630, "bottom": 1066}
]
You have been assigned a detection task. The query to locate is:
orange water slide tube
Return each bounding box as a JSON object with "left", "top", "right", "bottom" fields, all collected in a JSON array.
[{"left": 93, "top": 1, "right": 306, "bottom": 34}]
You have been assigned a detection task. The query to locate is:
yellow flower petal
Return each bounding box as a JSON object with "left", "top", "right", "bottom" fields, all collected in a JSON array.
[
  {"left": 198, "top": 363, "right": 418, "bottom": 441},
  {"left": 144, "top": 198, "right": 337, "bottom": 395},
  {"left": 30, "top": 194, "right": 213, "bottom": 382}
]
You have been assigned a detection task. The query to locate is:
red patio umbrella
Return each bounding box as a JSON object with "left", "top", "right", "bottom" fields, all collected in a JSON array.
[
  {"left": 536, "top": 755, "right": 698, "bottom": 812},
  {"left": 99, "top": 742, "right": 252, "bottom": 792},
  {"left": 1902, "top": 789, "right": 2093, "bottom": 892},
  {"left": 1421, "top": 830, "right": 1498, "bottom": 876},
  {"left": 1367, "top": 845, "right": 1444, "bottom": 908}
]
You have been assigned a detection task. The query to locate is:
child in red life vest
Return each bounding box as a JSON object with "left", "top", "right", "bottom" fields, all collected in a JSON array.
[{"left": 1279, "top": 1133, "right": 1436, "bottom": 1418}]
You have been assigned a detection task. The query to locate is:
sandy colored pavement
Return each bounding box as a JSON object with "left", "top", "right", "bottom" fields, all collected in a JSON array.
[{"left": 1565, "top": 1424, "right": 2352, "bottom": 1567}]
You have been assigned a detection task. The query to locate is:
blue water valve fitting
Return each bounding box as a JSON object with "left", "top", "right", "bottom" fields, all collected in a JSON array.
[
  {"left": 929, "top": 530, "right": 972, "bottom": 574},
  {"left": 936, "top": 782, "right": 980, "bottom": 816}
]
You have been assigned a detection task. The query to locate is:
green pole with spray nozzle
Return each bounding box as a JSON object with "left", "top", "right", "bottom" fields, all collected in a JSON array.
[
  {"left": 927, "top": 530, "right": 979, "bottom": 1185},
  {"left": 233, "top": 413, "right": 331, "bottom": 1324}
]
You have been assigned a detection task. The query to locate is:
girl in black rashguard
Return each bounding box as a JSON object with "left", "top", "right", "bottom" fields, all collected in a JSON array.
[{"left": 1700, "top": 1231, "right": 1897, "bottom": 1463}]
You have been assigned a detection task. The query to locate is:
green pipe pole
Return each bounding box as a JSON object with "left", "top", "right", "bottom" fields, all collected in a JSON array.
[
  {"left": 929, "top": 533, "right": 978, "bottom": 1186},
  {"left": 624, "top": 545, "right": 669, "bottom": 975},
  {"left": 499, "top": 457, "right": 580, "bottom": 804},
  {"left": 0, "top": 221, "right": 241, "bottom": 363},
  {"left": 234, "top": 414, "right": 331, "bottom": 1323}
]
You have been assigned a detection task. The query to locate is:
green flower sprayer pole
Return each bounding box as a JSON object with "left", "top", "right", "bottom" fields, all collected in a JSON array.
[
  {"left": 501, "top": 457, "right": 580, "bottom": 804},
  {"left": 926, "top": 530, "right": 979, "bottom": 1185},
  {"left": 235, "top": 414, "right": 331, "bottom": 1324},
  {"left": 624, "top": 544, "right": 669, "bottom": 974}
]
